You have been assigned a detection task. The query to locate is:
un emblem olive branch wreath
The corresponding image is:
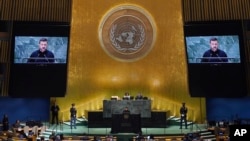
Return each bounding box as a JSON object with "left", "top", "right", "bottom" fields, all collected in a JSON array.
[{"left": 110, "top": 24, "right": 145, "bottom": 52}]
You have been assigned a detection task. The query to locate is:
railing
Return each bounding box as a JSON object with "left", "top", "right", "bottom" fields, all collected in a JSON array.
[{"left": 190, "top": 122, "right": 202, "bottom": 133}]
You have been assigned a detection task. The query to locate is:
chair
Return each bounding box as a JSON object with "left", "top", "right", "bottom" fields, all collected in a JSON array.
[
  {"left": 11, "top": 126, "right": 16, "bottom": 135},
  {"left": 39, "top": 126, "right": 47, "bottom": 135},
  {"left": 111, "top": 96, "right": 118, "bottom": 100},
  {"left": 214, "top": 126, "right": 220, "bottom": 136},
  {"left": 123, "top": 96, "right": 130, "bottom": 100},
  {"left": 208, "top": 120, "right": 216, "bottom": 128},
  {"left": 23, "top": 126, "right": 30, "bottom": 136},
  {"left": 32, "top": 125, "right": 38, "bottom": 136}
]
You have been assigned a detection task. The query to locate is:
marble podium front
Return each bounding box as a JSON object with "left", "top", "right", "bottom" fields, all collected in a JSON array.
[{"left": 103, "top": 100, "right": 151, "bottom": 118}]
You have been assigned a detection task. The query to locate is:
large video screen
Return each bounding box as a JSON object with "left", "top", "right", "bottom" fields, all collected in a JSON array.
[
  {"left": 14, "top": 36, "right": 68, "bottom": 64},
  {"left": 185, "top": 35, "right": 241, "bottom": 63},
  {"left": 183, "top": 20, "right": 247, "bottom": 97},
  {"left": 9, "top": 21, "right": 70, "bottom": 97}
]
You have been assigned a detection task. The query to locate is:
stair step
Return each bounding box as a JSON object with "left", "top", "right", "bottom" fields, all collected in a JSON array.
[
  {"left": 167, "top": 115, "right": 198, "bottom": 127},
  {"left": 39, "top": 134, "right": 50, "bottom": 137},
  {"left": 167, "top": 116, "right": 175, "bottom": 120},
  {"left": 201, "top": 129, "right": 210, "bottom": 132},
  {"left": 40, "top": 131, "right": 51, "bottom": 134},
  {"left": 201, "top": 134, "right": 216, "bottom": 138},
  {"left": 76, "top": 118, "right": 85, "bottom": 122},
  {"left": 36, "top": 137, "right": 50, "bottom": 141},
  {"left": 171, "top": 117, "right": 180, "bottom": 121},
  {"left": 46, "top": 129, "right": 63, "bottom": 131},
  {"left": 63, "top": 120, "right": 81, "bottom": 125},
  {"left": 39, "top": 134, "right": 50, "bottom": 138},
  {"left": 175, "top": 121, "right": 193, "bottom": 125},
  {"left": 200, "top": 132, "right": 213, "bottom": 135},
  {"left": 203, "top": 138, "right": 217, "bottom": 141},
  {"left": 45, "top": 129, "right": 59, "bottom": 132}
]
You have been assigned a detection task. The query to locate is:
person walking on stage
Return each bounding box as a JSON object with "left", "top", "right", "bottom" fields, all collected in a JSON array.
[
  {"left": 51, "top": 102, "right": 60, "bottom": 125},
  {"left": 70, "top": 103, "right": 77, "bottom": 129},
  {"left": 180, "top": 102, "right": 188, "bottom": 129}
]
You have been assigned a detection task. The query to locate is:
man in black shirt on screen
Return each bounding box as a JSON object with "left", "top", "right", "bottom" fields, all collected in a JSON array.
[
  {"left": 201, "top": 37, "right": 228, "bottom": 63},
  {"left": 27, "top": 38, "right": 55, "bottom": 63}
]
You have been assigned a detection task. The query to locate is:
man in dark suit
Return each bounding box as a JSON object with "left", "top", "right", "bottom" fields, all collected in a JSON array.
[
  {"left": 135, "top": 93, "right": 143, "bottom": 100},
  {"left": 201, "top": 37, "right": 228, "bottom": 63},
  {"left": 180, "top": 102, "right": 188, "bottom": 129},
  {"left": 123, "top": 107, "right": 130, "bottom": 114},
  {"left": 51, "top": 102, "right": 60, "bottom": 125},
  {"left": 27, "top": 38, "right": 55, "bottom": 63},
  {"left": 70, "top": 103, "right": 77, "bottom": 129},
  {"left": 2, "top": 114, "right": 9, "bottom": 131}
]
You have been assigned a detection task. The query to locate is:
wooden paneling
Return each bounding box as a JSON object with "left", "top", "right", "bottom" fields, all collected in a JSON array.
[
  {"left": 182, "top": 0, "right": 250, "bottom": 21},
  {"left": 0, "top": 0, "right": 71, "bottom": 21}
]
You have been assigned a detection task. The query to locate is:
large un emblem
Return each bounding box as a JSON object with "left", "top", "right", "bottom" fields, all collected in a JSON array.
[{"left": 99, "top": 5, "right": 156, "bottom": 62}]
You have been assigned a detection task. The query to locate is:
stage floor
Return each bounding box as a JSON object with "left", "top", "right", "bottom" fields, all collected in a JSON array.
[
  {"left": 38, "top": 123, "right": 217, "bottom": 141},
  {"left": 46, "top": 123, "right": 208, "bottom": 136}
]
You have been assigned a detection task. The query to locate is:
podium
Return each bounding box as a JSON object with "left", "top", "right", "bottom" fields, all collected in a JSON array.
[{"left": 111, "top": 114, "right": 141, "bottom": 133}]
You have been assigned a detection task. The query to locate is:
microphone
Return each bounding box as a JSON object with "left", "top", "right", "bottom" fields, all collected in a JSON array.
[
  {"left": 208, "top": 53, "right": 212, "bottom": 62},
  {"left": 33, "top": 53, "right": 40, "bottom": 62},
  {"left": 216, "top": 54, "right": 223, "bottom": 62},
  {"left": 44, "top": 54, "right": 49, "bottom": 62}
]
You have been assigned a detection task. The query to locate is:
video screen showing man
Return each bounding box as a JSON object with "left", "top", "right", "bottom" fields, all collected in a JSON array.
[
  {"left": 185, "top": 35, "right": 241, "bottom": 63},
  {"left": 27, "top": 38, "right": 55, "bottom": 63},
  {"left": 201, "top": 37, "right": 228, "bottom": 63}
]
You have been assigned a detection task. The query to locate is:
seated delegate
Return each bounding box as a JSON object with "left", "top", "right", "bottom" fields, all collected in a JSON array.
[
  {"left": 123, "top": 92, "right": 131, "bottom": 100},
  {"left": 135, "top": 93, "right": 143, "bottom": 100}
]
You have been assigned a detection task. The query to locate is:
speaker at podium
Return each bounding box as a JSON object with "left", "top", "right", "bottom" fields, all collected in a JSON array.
[{"left": 111, "top": 108, "right": 141, "bottom": 133}]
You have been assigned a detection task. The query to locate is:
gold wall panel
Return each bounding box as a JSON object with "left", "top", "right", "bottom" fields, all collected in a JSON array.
[{"left": 54, "top": 0, "right": 206, "bottom": 123}]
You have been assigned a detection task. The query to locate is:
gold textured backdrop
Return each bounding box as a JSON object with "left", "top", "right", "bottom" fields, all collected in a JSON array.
[{"left": 55, "top": 0, "right": 206, "bottom": 123}]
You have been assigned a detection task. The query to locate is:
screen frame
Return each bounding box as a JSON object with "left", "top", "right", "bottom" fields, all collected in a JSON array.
[
  {"left": 10, "top": 21, "right": 70, "bottom": 66},
  {"left": 183, "top": 20, "right": 247, "bottom": 98},
  {"left": 9, "top": 21, "right": 71, "bottom": 97},
  {"left": 185, "top": 35, "right": 241, "bottom": 64},
  {"left": 183, "top": 20, "right": 246, "bottom": 66},
  {"left": 13, "top": 36, "right": 69, "bottom": 64}
]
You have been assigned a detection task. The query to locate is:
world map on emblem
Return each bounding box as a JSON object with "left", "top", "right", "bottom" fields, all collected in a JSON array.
[{"left": 99, "top": 5, "right": 156, "bottom": 62}]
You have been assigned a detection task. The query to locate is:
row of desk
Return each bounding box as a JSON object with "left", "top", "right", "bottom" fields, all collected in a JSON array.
[{"left": 103, "top": 99, "right": 151, "bottom": 118}]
